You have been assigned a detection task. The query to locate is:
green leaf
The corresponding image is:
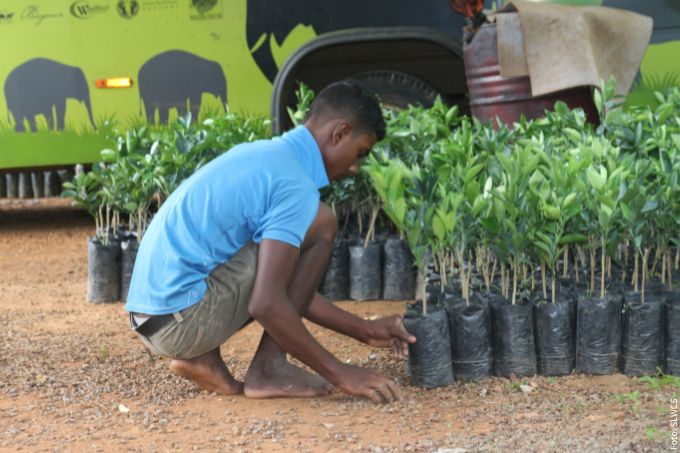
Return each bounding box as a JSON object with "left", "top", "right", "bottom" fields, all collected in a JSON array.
[
  {"left": 564, "top": 128, "right": 581, "bottom": 143},
  {"left": 432, "top": 215, "right": 447, "bottom": 242},
  {"left": 555, "top": 101, "right": 569, "bottom": 116},
  {"left": 641, "top": 200, "right": 658, "bottom": 213},
  {"left": 544, "top": 205, "right": 561, "bottom": 220},
  {"left": 587, "top": 166, "right": 606, "bottom": 191},
  {"left": 100, "top": 149, "right": 117, "bottom": 162},
  {"left": 463, "top": 163, "right": 485, "bottom": 184},
  {"left": 562, "top": 193, "right": 577, "bottom": 209},
  {"left": 558, "top": 233, "right": 588, "bottom": 245},
  {"left": 594, "top": 88, "right": 603, "bottom": 115},
  {"left": 621, "top": 203, "right": 631, "bottom": 221},
  {"left": 534, "top": 240, "right": 552, "bottom": 257}
]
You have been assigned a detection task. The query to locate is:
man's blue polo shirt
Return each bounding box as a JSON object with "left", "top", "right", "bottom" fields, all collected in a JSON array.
[{"left": 124, "top": 125, "right": 329, "bottom": 315}]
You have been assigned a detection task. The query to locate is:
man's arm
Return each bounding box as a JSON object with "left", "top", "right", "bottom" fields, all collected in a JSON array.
[
  {"left": 304, "top": 292, "right": 371, "bottom": 342},
  {"left": 305, "top": 292, "right": 415, "bottom": 358},
  {"left": 248, "top": 238, "right": 402, "bottom": 403}
]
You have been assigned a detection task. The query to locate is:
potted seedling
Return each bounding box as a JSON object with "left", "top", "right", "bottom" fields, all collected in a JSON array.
[
  {"left": 488, "top": 144, "right": 539, "bottom": 378},
  {"left": 377, "top": 99, "right": 460, "bottom": 301},
  {"left": 575, "top": 138, "right": 625, "bottom": 375},
  {"left": 347, "top": 170, "right": 384, "bottom": 301},
  {"left": 528, "top": 148, "right": 584, "bottom": 376},
  {"left": 431, "top": 121, "right": 495, "bottom": 380},
  {"left": 63, "top": 164, "right": 120, "bottom": 303},
  {"left": 617, "top": 154, "right": 664, "bottom": 376},
  {"left": 367, "top": 156, "right": 454, "bottom": 388},
  {"left": 665, "top": 118, "right": 680, "bottom": 376}
]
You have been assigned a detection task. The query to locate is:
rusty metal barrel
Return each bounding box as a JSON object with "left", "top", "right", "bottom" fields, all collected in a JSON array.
[{"left": 464, "top": 22, "right": 598, "bottom": 126}]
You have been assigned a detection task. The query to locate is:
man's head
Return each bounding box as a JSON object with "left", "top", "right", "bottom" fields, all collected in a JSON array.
[{"left": 303, "top": 79, "right": 385, "bottom": 181}]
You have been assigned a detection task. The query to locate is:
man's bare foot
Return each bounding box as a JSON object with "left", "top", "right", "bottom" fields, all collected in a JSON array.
[
  {"left": 169, "top": 348, "right": 243, "bottom": 396},
  {"left": 243, "top": 357, "right": 335, "bottom": 399}
]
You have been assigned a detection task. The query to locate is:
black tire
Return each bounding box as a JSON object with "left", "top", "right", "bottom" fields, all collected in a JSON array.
[{"left": 353, "top": 70, "right": 441, "bottom": 110}]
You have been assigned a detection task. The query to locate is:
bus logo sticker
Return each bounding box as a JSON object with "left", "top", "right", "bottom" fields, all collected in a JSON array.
[
  {"left": 70, "top": 2, "right": 109, "bottom": 19},
  {"left": 141, "top": 1, "right": 179, "bottom": 11},
  {"left": 21, "top": 5, "right": 65, "bottom": 25},
  {"left": 190, "top": 0, "right": 221, "bottom": 20},
  {"left": 117, "top": 0, "right": 139, "bottom": 18},
  {"left": 0, "top": 11, "right": 14, "bottom": 24}
]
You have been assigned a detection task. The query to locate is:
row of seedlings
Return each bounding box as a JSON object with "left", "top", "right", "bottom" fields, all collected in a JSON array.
[
  {"left": 366, "top": 85, "right": 680, "bottom": 387},
  {"left": 63, "top": 112, "right": 272, "bottom": 302}
]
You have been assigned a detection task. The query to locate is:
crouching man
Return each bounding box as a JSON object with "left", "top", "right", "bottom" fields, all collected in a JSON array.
[{"left": 124, "top": 80, "right": 416, "bottom": 404}]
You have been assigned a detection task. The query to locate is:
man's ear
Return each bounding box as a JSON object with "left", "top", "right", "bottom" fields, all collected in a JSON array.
[{"left": 331, "top": 120, "right": 353, "bottom": 145}]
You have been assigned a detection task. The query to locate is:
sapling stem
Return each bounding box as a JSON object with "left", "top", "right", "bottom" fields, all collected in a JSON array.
[
  {"left": 456, "top": 248, "right": 468, "bottom": 305},
  {"left": 480, "top": 248, "right": 490, "bottom": 293},
  {"left": 589, "top": 236, "right": 596, "bottom": 295},
  {"left": 662, "top": 251, "right": 667, "bottom": 285},
  {"left": 607, "top": 256, "right": 612, "bottom": 279},
  {"left": 439, "top": 253, "right": 447, "bottom": 295},
  {"left": 642, "top": 248, "right": 650, "bottom": 304},
  {"left": 551, "top": 275, "right": 556, "bottom": 305},
  {"left": 650, "top": 247, "right": 660, "bottom": 281},
  {"left": 618, "top": 245, "right": 625, "bottom": 281},
  {"left": 574, "top": 248, "right": 580, "bottom": 283},
  {"left": 600, "top": 234, "right": 606, "bottom": 300},
  {"left": 562, "top": 248, "right": 569, "bottom": 279},
  {"left": 512, "top": 262, "right": 517, "bottom": 306},
  {"left": 667, "top": 252, "right": 673, "bottom": 291},
  {"left": 489, "top": 256, "right": 497, "bottom": 294},
  {"left": 420, "top": 263, "right": 427, "bottom": 317},
  {"left": 136, "top": 207, "right": 143, "bottom": 240},
  {"left": 675, "top": 249, "right": 679, "bottom": 271},
  {"left": 357, "top": 210, "right": 363, "bottom": 236},
  {"left": 541, "top": 262, "right": 547, "bottom": 301},
  {"left": 363, "top": 204, "right": 380, "bottom": 248},
  {"left": 577, "top": 245, "right": 586, "bottom": 270},
  {"left": 106, "top": 204, "right": 111, "bottom": 243},
  {"left": 449, "top": 252, "right": 455, "bottom": 283},
  {"left": 465, "top": 255, "right": 472, "bottom": 302},
  {"left": 632, "top": 253, "right": 639, "bottom": 292}
]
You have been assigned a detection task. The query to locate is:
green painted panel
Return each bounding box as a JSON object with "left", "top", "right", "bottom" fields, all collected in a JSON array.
[
  {"left": 0, "top": 130, "right": 110, "bottom": 169},
  {"left": 0, "top": 0, "right": 677, "bottom": 169}
]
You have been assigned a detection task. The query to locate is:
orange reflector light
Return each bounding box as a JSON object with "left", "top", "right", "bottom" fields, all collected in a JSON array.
[{"left": 95, "top": 77, "right": 133, "bottom": 88}]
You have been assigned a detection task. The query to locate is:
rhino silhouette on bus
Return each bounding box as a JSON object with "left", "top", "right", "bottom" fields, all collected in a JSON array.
[
  {"left": 245, "top": 0, "right": 468, "bottom": 83},
  {"left": 246, "top": 0, "right": 680, "bottom": 83}
]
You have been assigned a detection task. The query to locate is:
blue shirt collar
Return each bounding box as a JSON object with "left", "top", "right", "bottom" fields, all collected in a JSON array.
[{"left": 279, "top": 125, "right": 330, "bottom": 190}]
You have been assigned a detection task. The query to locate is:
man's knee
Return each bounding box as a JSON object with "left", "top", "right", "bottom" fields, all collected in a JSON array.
[{"left": 304, "top": 202, "right": 337, "bottom": 247}]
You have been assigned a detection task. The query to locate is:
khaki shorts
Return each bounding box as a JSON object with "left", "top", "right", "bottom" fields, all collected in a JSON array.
[{"left": 131, "top": 241, "right": 258, "bottom": 359}]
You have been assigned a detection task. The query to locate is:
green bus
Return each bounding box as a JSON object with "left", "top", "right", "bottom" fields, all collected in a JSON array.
[{"left": 0, "top": 0, "right": 678, "bottom": 173}]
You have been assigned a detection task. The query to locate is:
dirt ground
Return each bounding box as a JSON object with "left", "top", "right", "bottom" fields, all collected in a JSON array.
[{"left": 0, "top": 199, "right": 677, "bottom": 453}]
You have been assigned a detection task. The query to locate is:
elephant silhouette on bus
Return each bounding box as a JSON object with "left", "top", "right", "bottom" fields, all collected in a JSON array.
[
  {"left": 138, "top": 50, "right": 227, "bottom": 124},
  {"left": 4, "top": 58, "right": 94, "bottom": 132}
]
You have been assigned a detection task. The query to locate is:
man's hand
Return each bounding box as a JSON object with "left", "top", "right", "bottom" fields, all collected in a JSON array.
[
  {"left": 363, "top": 315, "right": 416, "bottom": 359},
  {"left": 333, "top": 364, "right": 402, "bottom": 404}
]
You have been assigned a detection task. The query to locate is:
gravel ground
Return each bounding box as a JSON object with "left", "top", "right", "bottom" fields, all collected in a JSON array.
[{"left": 0, "top": 199, "right": 676, "bottom": 452}]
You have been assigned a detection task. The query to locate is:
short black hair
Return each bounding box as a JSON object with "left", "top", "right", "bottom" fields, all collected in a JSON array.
[{"left": 306, "top": 79, "right": 386, "bottom": 141}]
